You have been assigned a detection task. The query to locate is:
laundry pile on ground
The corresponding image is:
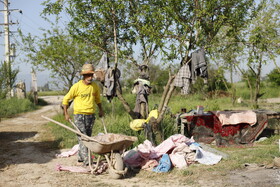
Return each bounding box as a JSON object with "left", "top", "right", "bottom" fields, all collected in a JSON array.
[
  {"left": 124, "top": 134, "right": 222, "bottom": 172},
  {"left": 54, "top": 134, "right": 223, "bottom": 174}
]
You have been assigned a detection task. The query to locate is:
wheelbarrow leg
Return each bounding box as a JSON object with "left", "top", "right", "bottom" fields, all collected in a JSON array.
[
  {"left": 105, "top": 152, "right": 127, "bottom": 179},
  {"left": 88, "top": 151, "right": 101, "bottom": 174}
]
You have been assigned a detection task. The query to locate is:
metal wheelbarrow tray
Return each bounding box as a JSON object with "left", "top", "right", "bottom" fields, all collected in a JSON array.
[{"left": 82, "top": 133, "right": 137, "bottom": 154}]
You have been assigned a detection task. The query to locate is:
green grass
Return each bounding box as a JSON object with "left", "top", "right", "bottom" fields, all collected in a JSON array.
[
  {"left": 42, "top": 88, "right": 279, "bottom": 150},
  {"left": 44, "top": 115, "right": 78, "bottom": 149},
  {"left": 235, "top": 81, "right": 280, "bottom": 100},
  {"left": 38, "top": 90, "right": 66, "bottom": 96},
  {"left": 0, "top": 97, "right": 36, "bottom": 118}
]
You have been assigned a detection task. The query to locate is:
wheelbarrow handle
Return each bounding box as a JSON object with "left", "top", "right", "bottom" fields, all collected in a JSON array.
[
  {"left": 101, "top": 117, "right": 108, "bottom": 134},
  {"left": 69, "top": 119, "right": 81, "bottom": 132},
  {"left": 41, "top": 115, "right": 92, "bottom": 140}
]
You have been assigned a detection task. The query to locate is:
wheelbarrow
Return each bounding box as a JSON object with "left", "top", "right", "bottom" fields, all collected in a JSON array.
[{"left": 42, "top": 115, "right": 137, "bottom": 179}]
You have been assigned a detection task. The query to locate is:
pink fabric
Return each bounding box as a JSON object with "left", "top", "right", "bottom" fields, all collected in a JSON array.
[
  {"left": 153, "top": 134, "right": 192, "bottom": 158},
  {"left": 137, "top": 140, "right": 156, "bottom": 159},
  {"left": 212, "top": 110, "right": 257, "bottom": 126},
  {"left": 55, "top": 144, "right": 79, "bottom": 158},
  {"left": 169, "top": 143, "right": 192, "bottom": 168},
  {"left": 141, "top": 159, "right": 158, "bottom": 170},
  {"left": 56, "top": 164, "right": 90, "bottom": 173},
  {"left": 124, "top": 134, "right": 194, "bottom": 167}
]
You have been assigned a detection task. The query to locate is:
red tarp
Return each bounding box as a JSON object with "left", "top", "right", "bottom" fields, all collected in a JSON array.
[{"left": 183, "top": 111, "right": 268, "bottom": 146}]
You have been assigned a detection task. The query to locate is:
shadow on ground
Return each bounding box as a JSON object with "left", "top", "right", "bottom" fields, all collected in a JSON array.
[{"left": 0, "top": 131, "right": 62, "bottom": 170}]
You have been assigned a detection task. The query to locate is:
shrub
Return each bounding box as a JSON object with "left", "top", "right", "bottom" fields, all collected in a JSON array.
[
  {"left": 267, "top": 68, "right": 280, "bottom": 86},
  {"left": 0, "top": 98, "right": 36, "bottom": 118}
]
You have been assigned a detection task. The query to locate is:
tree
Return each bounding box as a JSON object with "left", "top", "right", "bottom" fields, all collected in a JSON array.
[
  {"left": 210, "top": 0, "right": 280, "bottom": 108},
  {"left": 153, "top": 0, "right": 255, "bottom": 120},
  {"left": 0, "top": 61, "right": 18, "bottom": 99},
  {"left": 268, "top": 68, "right": 280, "bottom": 86},
  {"left": 40, "top": 0, "right": 259, "bottom": 139},
  {"left": 19, "top": 25, "right": 100, "bottom": 91},
  {"left": 0, "top": 62, "right": 8, "bottom": 99},
  {"left": 241, "top": 0, "right": 280, "bottom": 108}
]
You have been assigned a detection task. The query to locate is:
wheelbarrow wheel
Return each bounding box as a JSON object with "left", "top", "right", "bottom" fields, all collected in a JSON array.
[{"left": 109, "top": 152, "right": 124, "bottom": 179}]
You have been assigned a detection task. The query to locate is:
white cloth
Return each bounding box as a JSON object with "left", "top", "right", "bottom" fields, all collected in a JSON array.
[{"left": 190, "top": 144, "right": 222, "bottom": 165}]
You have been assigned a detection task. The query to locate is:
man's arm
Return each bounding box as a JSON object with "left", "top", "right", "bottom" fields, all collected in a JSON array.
[{"left": 63, "top": 104, "right": 71, "bottom": 121}]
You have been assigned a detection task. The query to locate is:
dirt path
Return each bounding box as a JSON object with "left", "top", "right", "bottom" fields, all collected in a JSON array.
[
  {"left": 0, "top": 96, "right": 279, "bottom": 187},
  {"left": 0, "top": 96, "right": 181, "bottom": 187}
]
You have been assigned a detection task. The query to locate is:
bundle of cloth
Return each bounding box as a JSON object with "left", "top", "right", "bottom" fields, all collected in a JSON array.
[{"left": 123, "top": 134, "right": 222, "bottom": 172}]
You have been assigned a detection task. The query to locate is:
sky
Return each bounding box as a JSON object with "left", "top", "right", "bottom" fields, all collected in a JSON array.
[
  {"left": 0, "top": 0, "right": 279, "bottom": 91},
  {"left": 0, "top": 0, "right": 65, "bottom": 91}
]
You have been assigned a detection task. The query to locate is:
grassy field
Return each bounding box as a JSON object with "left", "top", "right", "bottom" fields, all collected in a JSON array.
[
  {"left": 1, "top": 82, "right": 280, "bottom": 180},
  {"left": 133, "top": 135, "right": 280, "bottom": 185}
]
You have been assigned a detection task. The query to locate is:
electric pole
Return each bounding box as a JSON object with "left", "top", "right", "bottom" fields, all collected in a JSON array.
[
  {"left": 1, "top": 0, "right": 21, "bottom": 97},
  {"left": 3, "top": 0, "right": 11, "bottom": 97}
]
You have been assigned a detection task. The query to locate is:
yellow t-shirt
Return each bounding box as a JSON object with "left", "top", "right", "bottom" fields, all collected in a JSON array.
[{"left": 62, "top": 80, "right": 101, "bottom": 115}]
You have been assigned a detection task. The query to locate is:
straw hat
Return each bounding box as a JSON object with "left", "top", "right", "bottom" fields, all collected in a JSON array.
[{"left": 80, "top": 64, "right": 95, "bottom": 75}]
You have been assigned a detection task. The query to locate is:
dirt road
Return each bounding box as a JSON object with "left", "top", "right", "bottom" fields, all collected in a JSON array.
[{"left": 0, "top": 96, "right": 279, "bottom": 187}]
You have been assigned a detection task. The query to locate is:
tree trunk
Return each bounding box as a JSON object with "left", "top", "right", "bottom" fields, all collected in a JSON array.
[
  {"left": 158, "top": 74, "right": 175, "bottom": 113},
  {"left": 156, "top": 82, "right": 175, "bottom": 124},
  {"left": 116, "top": 89, "right": 137, "bottom": 119},
  {"left": 253, "top": 57, "right": 262, "bottom": 109}
]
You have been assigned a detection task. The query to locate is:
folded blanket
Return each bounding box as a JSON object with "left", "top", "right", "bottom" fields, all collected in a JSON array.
[{"left": 212, "top": 110, "right": 257, "bottom": 126}]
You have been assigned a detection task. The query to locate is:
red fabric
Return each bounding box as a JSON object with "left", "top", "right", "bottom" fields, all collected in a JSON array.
[
  {"left": 185, "top": 113, "right": 249, "bottom": 136},
  {"left": 183, "top": 111, "right": 267, "bottom": 146}
]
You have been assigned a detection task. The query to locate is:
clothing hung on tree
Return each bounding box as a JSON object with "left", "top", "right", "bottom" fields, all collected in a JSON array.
[
  {"left": 174, "top": 62, "right": 191, "bottom": 95},
  {"left": 138, "top": 64, "right": 150, "bottom": 80},
  {"left": 94, "top": 52, "right": 109, "bottom": 83},
  {"left": 191, "top": 48, "right": 208, "bottom": 81},
  {"left": 174, "top": 48, "right": 208, "bottom": 94},
  {"left": 95, "top": 52, "right": 122, "bottom": 102},
  {"left": 133, "top": 78, "right": 151, "bottom": 119},
  {"left": 104, "top": 67, "right": 122, "bottom": 102}
]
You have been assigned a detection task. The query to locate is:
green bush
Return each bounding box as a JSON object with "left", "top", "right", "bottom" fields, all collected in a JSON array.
[
  {"left": 267, "top": 68, "right": 280, "bottom": 86},
  {"left": 0, "top": 98, "right": 36, "bottom": 118}
]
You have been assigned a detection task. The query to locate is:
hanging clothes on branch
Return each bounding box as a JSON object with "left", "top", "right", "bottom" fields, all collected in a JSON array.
[
  {"left": 191, "top": 48, "right": 208, "bottom": 83},
  {"left": 95, "top": 52, "right": 122, "bottom": 102},
  {"left": 174, "top": 62, "right": 191, "bottom": 95},
  {"left": 94, "top": 52, "right": 109, "bottom": 84},
  {"left": 104, "top": 67, "right": 122, "bottom": 102},
  {"left": 133, "top": 78, "right": 151, "bottom": 119}
]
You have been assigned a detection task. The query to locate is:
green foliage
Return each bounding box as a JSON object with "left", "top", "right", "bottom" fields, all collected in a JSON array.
[
  {"left": 41, "top": 0, "right": 256, "bottom": 73},
  {"left": 191, "top": 67, "right": 230, "bottom": 97},
  {"left": 210, "top": 0, "right": 280, "bottom": 108},
  {"left": 208, "top": 67, "right": 230, "bottom": 91},
  {"left": 0, "top": 98, "right": 36, "bottom": 118},
  {"left": 149, "top": 65, "right": 170, "bottom": 94},
  {"left": 0, "top": 63, "right": 8, "bottom": 99},
  {"left": 191, "top": 78, "right": 208, "bottom": 96},
  {"left": 267, "top": 68, "right": 280, "bottom": 86},
  {"left": 19, "top": 26, "right": 100, "bottom": 91},
  {"left": 0, "top": 62, "right": 19, "bottom": 99},
  {"left": 260, "top": 84, "right": 280, "bottom": 98},
  {"left": 242, "top": 69, "right": 258, "bottom": 89}
]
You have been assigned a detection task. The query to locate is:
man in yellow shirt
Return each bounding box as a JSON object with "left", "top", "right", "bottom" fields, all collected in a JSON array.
[{"left": 62, "top": 64, "right": 104, "bottom": 166}]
